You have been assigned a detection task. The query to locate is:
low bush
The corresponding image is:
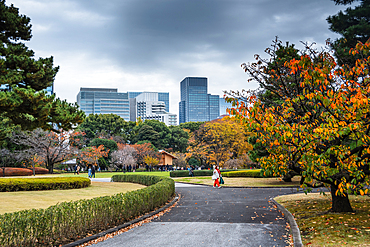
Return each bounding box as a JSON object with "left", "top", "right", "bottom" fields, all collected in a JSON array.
[
  {"left": 222, "top": 169, "right": 262, "bottom": 178},
  {"left": 170, "top": 169, "right": 235, "bottom": 177},
  {"left": 0, "top": 167, "right": 33, "bottom": 177},
  {"left": 134, "top": 168, "right": 146, "bottom": 172},
  {"left": 0, "top": 177, "right": 91, "bottom": 192},
  {"left": 0, "top": 174, "right": 174, "bottom": 246},
  {"left": 222, "top": 169, "right": 276, "bottom": 178}
]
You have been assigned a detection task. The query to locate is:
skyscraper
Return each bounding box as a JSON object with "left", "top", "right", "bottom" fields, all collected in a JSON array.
[
  {"left": 76, "top": 88, "right": 130, "bottom": 121},
  {"left": 179, "top": 77, "right": 220, "bottom": 123}
]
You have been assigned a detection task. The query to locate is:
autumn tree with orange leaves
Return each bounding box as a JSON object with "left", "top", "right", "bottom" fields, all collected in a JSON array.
[
  {"left": 226, "top": 39, "right": 370, "bottom": 212},
  {"left": 76, "top": 145, "right": 109, "bottom": 168},
  {"left": 188, "top": 118, "right": 252, "bottom": 168},
  {"left": 131, "top": 142, "right": 157, "bottom": 164}
]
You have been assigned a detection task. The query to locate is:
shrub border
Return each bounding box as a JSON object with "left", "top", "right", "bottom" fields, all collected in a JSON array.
[
  {"left": 63, "top": 193, "right": 179, "bottom": 247},
  {"left": 222, "top": 169, "right": 265, "bottom": 178},
  {"left": 0, "top": 177, "right": 91, "bottom": 192},
  {"left": 170, "top": 169, "right": 236, "bottom": 177},
  {"left": 0, "top": 174, "right": 175, "bottom": 246}
]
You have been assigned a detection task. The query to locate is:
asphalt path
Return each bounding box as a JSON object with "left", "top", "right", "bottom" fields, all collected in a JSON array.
[{"left": 94, "top": 182, "right": 301, "bottom": 247}]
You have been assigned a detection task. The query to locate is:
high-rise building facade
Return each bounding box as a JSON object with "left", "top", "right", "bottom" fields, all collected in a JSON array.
[
  {"left": 208, "top": 94, "right": 220, "bottom": 120},
  {"left": 77, "top": 89, "right": 176, "bottom": 125},
  {"left": 76, "top": 88, "right": 130, "bottom": 121},
  {"left": 135, "top": 92, "right": 177, "bottom": 126},
  {"left": 179, "top": 77, "right": 220, "bottom": 124}
]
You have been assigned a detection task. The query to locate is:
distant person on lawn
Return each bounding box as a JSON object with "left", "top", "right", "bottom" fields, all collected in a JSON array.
[
  {"left": 91, "top": 165, "right": 95, "bottom": 178},
  {"left": 212, "top": 165, "right": 221, "bottom": 188},
  {"left": 88, "top": 166, "right": 92, "bottom": 178}
]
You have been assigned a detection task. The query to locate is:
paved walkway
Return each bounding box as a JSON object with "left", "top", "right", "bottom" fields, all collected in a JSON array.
[{"left": 94, "top": 182, "right": 300, "bottom": 247}]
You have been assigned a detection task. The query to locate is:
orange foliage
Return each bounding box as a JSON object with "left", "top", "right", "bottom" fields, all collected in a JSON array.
[
  {"left": 226, "top": 40, "right": 370, "bottom": 205},
  {"left": 77, "top": 145, "right": 109, "bottom": 166}
]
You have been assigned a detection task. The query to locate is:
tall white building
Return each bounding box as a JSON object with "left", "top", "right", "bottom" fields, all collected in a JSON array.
[{"left": 135, "top": 92, "right": 177, "bottom": 126}]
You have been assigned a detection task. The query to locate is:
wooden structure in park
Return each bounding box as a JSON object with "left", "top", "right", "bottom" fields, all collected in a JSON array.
[{"left": 158, "top": 150, "right": 177, "bottom": 167}]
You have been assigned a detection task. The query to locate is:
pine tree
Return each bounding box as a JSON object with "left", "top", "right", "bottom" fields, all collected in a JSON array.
[
  {"left": 0, "top": 0, "right": 84, "bottom": 136},
  {"left": 327, "top": 0, "right": 370, "bottom": 65}
]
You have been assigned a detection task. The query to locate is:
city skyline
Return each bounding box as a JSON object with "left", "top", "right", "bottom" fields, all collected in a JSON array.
[{"left": 8, "top": 0, "right": 350, "bottom": 115}]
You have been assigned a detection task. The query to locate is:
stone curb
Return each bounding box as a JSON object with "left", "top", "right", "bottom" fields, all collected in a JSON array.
[
  {"left": 62, "top": 194, "right": 179, "bottom": 247},
  {"left": 175, "top": 181, "right": 301, "bottom": 189},
  {"left": 270, "top": 197, "right": 303, "bottom": 247}
]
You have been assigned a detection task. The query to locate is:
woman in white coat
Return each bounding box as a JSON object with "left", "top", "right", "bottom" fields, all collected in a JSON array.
[{"left": 212, "top": 165, "right": 221, "bottom": 188}]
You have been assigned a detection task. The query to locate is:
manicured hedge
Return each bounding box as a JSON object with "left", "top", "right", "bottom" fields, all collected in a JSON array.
[
  {"left": 170, "top": 169, "right": 235, "bottom": 177},
  {"left": 0, "top": 167, "right": 33, "bottom": 177},
  {"left": 222, "top": 169, "right": 276, "bottom": 178},
  {"left": 0, "top": 177, "right": 91, "bottom": 192},
  {"left": 0, "top": 174, "right": 174, "bottom": 246}
]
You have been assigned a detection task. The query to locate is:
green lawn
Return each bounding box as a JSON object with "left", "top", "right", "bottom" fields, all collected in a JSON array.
[
  {"left": 0, "top": 181, "right": 146, "bottom": 214},
  {"left": 0, "top": 171, "right": 170, "bottom": 214},
  {"left": 275, "top": 193, "right": 370, "bottom": 246}
]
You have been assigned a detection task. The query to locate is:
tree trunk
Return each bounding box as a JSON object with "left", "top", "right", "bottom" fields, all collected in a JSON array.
[
  {"left": 47, "top": 160, "right": 53, "bottom": 174},
  {"left": 330, "top": 184, "right": 354, "bottom": 212}
]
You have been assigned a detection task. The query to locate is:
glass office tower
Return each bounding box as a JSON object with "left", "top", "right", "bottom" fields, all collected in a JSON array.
[
  {"left": 158, "top": 92, "right": 170, "bottom": 112},
  {"left": 179, "top": 77, "right": 219, "bottom": 124},
  {"left": 208, "top": 94, "right": 220, "bottom": 120},
  {"left": 76, "top": 88, "right": 130, "bottom": 121}
]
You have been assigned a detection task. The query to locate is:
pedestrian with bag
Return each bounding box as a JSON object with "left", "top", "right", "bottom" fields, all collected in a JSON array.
[
  {"left": 218, "top": 166, "right": 224, "bottom": 185},
  {"left": 212, "top": 165, "right": 221, "bottom": 188}
]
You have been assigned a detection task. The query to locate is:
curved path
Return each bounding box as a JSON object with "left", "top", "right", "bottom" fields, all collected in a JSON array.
[{"left": 94, "top": 182, "right": 301, "bottom": 247}]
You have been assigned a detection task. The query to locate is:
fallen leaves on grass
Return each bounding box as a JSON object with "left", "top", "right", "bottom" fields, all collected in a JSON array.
[{"left": 277, "top": 193, "right": 370, "bottom": 246}]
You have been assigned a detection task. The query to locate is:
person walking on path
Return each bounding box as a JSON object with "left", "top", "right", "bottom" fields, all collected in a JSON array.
[
  {"left": 188, "top": 166, "right": 194, "bottom": 177},
  {"left": 212, "top": 165, "right": 221, "bottom": 188},
  {"left": 91, "top": 165, "right": 96, "bottom": 178},
  {"left": 76, "top": 164, "right": 80, "bottom": 175},
  {"left": 88, "top": 166, "right": 92, "bottom": 178}
]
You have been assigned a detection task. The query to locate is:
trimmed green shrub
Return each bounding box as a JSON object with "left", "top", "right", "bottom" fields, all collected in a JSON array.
[
  {"left": 170, "top": 169, "right": 235, "bottom": 177},
  {"left": 0, "top": 174, "right": 174, "bottom": 246},
  {"left": 134, "top": 168, "right": 146, "bottom": 172},
  {"left": 222, "top": 169, "right": 276, "bottom": 178},
  {"left": 0, "top": 177, "right": 91, "bottom": 192}
]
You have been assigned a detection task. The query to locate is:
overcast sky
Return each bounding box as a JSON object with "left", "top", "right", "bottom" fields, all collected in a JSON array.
[{"left": 9, "top": 0, "right": 349, "bottom": 115}]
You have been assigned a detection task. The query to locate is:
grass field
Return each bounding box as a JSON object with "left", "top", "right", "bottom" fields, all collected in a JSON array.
[
  {"left": 0, "top": 181, "right": 146, "bottom": 214},
  {"left": 172, "top": 175, "right": 301, "bottom": 187},
  {"left": 275, "top": 193, "right": 370, "bottom": 246}
]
